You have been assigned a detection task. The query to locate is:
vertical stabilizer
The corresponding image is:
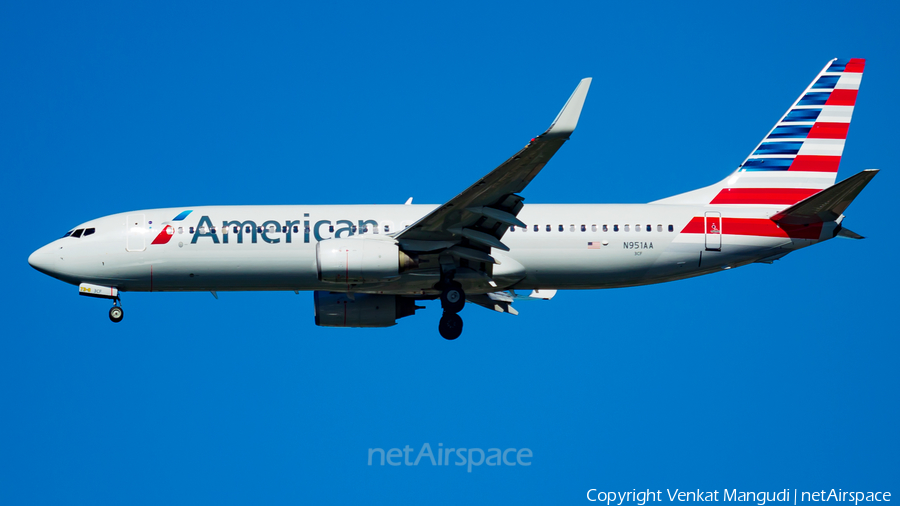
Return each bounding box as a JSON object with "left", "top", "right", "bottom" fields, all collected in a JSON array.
[{"left": 655, "top": 58, "right": 865, "bottom": 206}]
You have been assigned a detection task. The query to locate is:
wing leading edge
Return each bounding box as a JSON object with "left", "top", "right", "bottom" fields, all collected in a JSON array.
[{"left": 394, "top": 78, "right": 592, "bottom": 256}]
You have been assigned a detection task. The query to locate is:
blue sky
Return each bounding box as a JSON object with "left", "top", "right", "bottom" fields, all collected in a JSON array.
[{"left": 2, "top": 0, "right": 898, "bottom": 504}]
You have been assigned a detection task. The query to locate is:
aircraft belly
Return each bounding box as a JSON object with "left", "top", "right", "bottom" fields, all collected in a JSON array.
[
  {"left": 110, "top": 248, "right": 321, "bottom": 291},
  {"left": 507, "top": 245, "right": 664, "bottom": 289},
  {"left": 505, "top": 232, "right": 799, "bottom": 290}
]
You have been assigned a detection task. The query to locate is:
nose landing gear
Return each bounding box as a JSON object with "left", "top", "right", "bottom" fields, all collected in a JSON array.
[
  {"left": 77, "top": 283, "right": 124, "bottom": 323},
  {"left": 438, "top": 281, "right": 465, "bottom": 340},
  {"left": 109, "top": 304, "right": 124, "bottom": 323}
]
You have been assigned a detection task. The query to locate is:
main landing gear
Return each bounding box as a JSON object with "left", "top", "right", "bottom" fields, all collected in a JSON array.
[{"left": 438, "top": 281, "right": 465, "bottom": 340}]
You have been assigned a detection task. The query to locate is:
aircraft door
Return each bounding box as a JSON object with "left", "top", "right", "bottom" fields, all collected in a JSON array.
[
  {"left": 126, "top": 214, "right": 147, "bottom": 252},
  {"left": 704, "top": 211, "right": 721, "bottom": 251}
]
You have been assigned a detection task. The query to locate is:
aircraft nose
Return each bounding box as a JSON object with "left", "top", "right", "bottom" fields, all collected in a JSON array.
[{"left": 28, "top": 244, "right": 56, "bottom": 275}]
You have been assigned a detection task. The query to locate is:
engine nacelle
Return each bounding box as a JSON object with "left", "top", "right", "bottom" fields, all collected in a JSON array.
[
  {"left": 316, "top": 239, "right": 419, "bottom": 283},
  {"left": 314, "top": 292, "right": 421, "bottom": 328},
  {"left": 316, "top": 238, "right": 405, "bottom": 283}
]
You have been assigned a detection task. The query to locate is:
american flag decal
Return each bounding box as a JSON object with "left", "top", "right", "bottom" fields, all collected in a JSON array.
[{"left": 588, "top": 242, "right": 602, "bottom": 249}]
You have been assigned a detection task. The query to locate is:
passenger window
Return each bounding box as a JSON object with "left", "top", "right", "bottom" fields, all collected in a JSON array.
[
  {"left": 199, "top": 226, "right": 207, "bottom": 234},
  {"left": 546, "top": 224, "right": 551, "bottom": 232},
  {"left": 257, "top": 226, "right": 262, "bottom": 233},
  {"left": 178, "top": 227, "right": 184, "bottom": 234},
  {"left": 668, "top": 225, "right": 674, "bottom": 232},
  {"left": 211, "top": 226, "right": 217, "bottom": 233},
  {"left": 569, "top": 225, "right": 575, "bottom": 232},
  {"left": 581, "top": 225, "right": 586, "bottom": 232},
  {"left": 602, "top": 225, "right": 608, "bottom": 232},
  {"left": 636, "top": 224, "right": 641, "bottom": 232},
  {"left": 657, "top": 224, "right": 662, "bottom": 232},
  {"left": 304, "top": 226, "right": 310, "bottom": 234},
  {"left": 591, "top": 224, "right": 597, "bottom": 232},
  {"left": 293, "top": 226, "right": 299, "bottom": 233},
  {"left": 384, "top": 225, "right": 390, "bottom": 233},
  {"left": 190, "top": 227, "right": 195, "bottom": 234},
  {"left": 510, "top": 226, "right": 516, "bottom": 232},
  {"left": 282, "top": 226, "right": 287, "bottom": 233},
  {"left": 329, "top": 225, "right": 334, "bottom": 233},
  {"left": 613, "top": 225, "right": 619, "bottom": 232},
  {"left": 269, "top": 225, "right": 277, "bottom": 233},
  {"left": 245, "top": 226, "right": 251, "bottom": 233},
  {"left": 646, "top": 224, "right": 651, "bottom": 232},
  {"left": 83, "top": 228, "right": 95, "bottom": 236},
  {"left": 624, "top": 224, "right": 630, "bottom": 232},
  {"left": 558, "top": 225, "right": 563, "bottom": 232},
  {"left": 72, "top": 229, "right": 84, "bottom": 238},
  {"left": 522, "top": 225, "right": 527, "bottom": 232},
  {"left": 533, "top": 224, "right": 538, "bottom": 232}
]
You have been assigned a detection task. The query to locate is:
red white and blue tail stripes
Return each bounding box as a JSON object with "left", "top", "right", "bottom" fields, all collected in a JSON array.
[{"left": 711, "top": 58, "right": 864, "bottom": 206}]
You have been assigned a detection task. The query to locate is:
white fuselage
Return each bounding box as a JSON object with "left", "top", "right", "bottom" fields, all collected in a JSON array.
[{"left": 27, "top": 203, "right": 832, "bottom": 295}]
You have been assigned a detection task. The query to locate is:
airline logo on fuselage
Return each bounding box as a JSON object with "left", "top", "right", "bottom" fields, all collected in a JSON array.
[{"left": 186, "top": 215, "right": 382, "bottom": 245}]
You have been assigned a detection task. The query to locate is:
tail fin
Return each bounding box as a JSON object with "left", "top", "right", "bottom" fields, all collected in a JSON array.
[{"left": 655, "top": 58, "right": 865, "bottom": 206}]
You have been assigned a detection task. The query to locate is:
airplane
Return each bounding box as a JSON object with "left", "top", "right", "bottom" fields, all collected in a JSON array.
[{"left": 28, "top": 58, "right": 876, "bottom": 340}]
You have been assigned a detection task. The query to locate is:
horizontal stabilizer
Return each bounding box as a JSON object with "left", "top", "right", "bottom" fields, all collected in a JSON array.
[
  {"left": 837, "top": 226, "right": 864, "bottom": 239},
  {"left": 771, "top": 169, "right": 878, "bottom": 225}
]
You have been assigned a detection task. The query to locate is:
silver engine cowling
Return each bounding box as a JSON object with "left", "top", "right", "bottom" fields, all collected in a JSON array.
[
  {"left": 316, "top": 238, "right": 416, "bottom": 283},
  {"left": 313, "top": 292, "right": 421, "bottom": 328}
]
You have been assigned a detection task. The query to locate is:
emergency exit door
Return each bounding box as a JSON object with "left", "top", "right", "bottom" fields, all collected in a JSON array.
[{"left": 704, "top": 211, "right": 721, "bottom": 251}]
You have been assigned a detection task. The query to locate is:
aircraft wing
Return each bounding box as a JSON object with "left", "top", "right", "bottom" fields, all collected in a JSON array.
[{"left": 394, "top": 78, "right": 592, "bottom": 256}]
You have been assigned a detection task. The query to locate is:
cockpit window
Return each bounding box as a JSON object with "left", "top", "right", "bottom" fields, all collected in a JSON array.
[
  {"left": 72, "top": 229, "right": 85, "bottom": 238},
  {"left": 83, "top": 228, "right": 95, "bottom": 236},
  {"left": 62, "top": 230, "right": 74, "bottom": 238}
]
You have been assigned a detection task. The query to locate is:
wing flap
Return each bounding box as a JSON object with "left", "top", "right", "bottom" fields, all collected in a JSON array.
[{"left": 467, "top": 293, "right": 519, "bottom": 315}]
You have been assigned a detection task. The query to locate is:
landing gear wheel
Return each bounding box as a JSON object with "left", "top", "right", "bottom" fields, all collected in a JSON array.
[
  {"left": 440, "top": 283, "right": 465, "bottom": 313},
  {"left": 439, "top": 312, "right": 463, "bottom": 340},
  {"left": 109, "top": 306, "right": 124, "bottom": 323}
]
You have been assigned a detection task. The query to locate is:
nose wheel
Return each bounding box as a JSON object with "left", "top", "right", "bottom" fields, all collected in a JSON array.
[{"left": 109, "top": 303, "right": 124, "bottom": 323}]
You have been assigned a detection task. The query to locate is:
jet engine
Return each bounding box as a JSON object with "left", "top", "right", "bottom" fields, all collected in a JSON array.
[
  {"left": 316, "top": 238, "right": 417, "bottom": 283},
  {"left": 313, "top": 292, "right": 422, "bottom": 328}
]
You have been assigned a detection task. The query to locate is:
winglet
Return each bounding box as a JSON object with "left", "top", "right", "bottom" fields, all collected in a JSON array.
[{"left": 541, "top": 78, "right": 592, "bottom": 139}]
